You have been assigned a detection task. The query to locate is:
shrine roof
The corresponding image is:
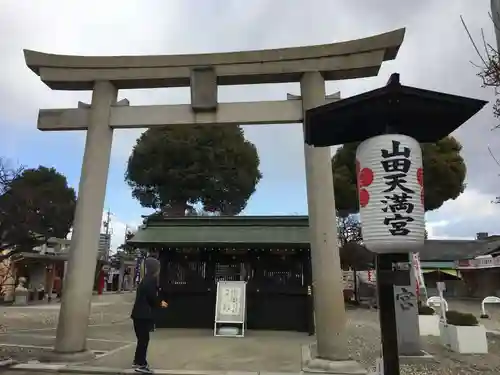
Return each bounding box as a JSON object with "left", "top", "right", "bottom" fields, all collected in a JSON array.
[
  {"left": 304, "top": 73, "right": 488, "bottom": 146},
  {"left": 129, "top": 215, "right": 310, "bottom": 248},
  {"left": 420, "top": 239, "right": 500, "bottom": 261},
  {"left": 128, "top": 215, "right": 500, "bottom": 260}
]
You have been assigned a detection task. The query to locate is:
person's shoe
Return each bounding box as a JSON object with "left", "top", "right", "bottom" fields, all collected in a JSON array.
[
  {"left": 132, "top": 363, "right": 140, "bottom": 368},
  {"left": 135, "top": 365, "right": 153, "bottom": 374}
]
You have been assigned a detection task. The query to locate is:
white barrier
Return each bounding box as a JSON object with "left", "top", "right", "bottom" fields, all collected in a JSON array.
[
  {"left": 480, "top": 296, "right": 500, "bottom": 318},
  {"left": 426, "top": 296, "right": 448, "bottom": 312}
]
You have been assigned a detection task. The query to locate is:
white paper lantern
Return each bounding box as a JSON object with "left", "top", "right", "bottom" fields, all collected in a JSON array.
[{"left": 356, "top": 134, "right": 425, "bottom": 253}]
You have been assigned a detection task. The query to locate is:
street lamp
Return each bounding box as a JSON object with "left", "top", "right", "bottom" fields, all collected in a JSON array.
[{"left": 305, "top": 73, "right": 487, "bottom": 375}]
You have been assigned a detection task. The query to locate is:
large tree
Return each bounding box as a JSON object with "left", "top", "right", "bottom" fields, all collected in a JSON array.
[
  {"left": 109, "top": 230, "right": 137, "bottom": 268},
  {"left": 0, "top": 163, "right": 76, "bottom": 260},
  {"left": 337, "top": 215, "right": 362, "bottom": 248},
  {"left": 332, "top": 136, "right": 466, "bottom": 216},
  {"left": 126, "top": 125, "right": 262, "bottom": 216},
  {"left": 117, "top": 229, "right": 136, "bottom": 257},
  {"left": 337, "top": 215, "right": 373, "bottom": 270}
]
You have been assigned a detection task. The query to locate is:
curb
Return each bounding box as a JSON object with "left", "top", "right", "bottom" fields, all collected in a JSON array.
[
  {"left": 8, "top": 363, "right": 299, "bottom": 375},
  {"left": 0, "top": 358, "right": 16, "bottom": 367}
]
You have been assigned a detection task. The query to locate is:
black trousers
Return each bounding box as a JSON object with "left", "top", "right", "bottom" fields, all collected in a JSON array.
[{"left": 133, "top": 318, "right": 153, "bottom": 366}]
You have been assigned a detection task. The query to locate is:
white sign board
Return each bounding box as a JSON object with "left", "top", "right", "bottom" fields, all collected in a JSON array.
[
  {"left": 214, "top": 281, "right": 246, "bottom": 337},
  {"left": 456, "top": 256, "right": 500, "bottom": 269}
]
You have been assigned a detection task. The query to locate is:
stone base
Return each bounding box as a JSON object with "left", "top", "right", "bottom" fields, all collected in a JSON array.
[
  {"left": 399, "top": 350, "right": 435, "bottom": 364},
  {"left": 14, "top": 294, "right": 28, "bottom": 306},
  {"left": 40, "top": 349, "right": 95, "bottom": 363},
  {"left": 302, "top": 343, "right": 367, "bottom": 374}
]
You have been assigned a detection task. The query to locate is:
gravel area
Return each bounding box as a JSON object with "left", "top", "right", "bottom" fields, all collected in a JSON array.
[{"left": 347, "top": 302, "right": 500, "bottom": 375}]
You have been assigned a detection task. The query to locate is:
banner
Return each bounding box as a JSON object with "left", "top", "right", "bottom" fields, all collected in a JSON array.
[
  {"left": 134, "top": 255, "right": 144, "bottom": 283},
  {"left": 411, "top": 252, "right": 427, "bottom": 301}
]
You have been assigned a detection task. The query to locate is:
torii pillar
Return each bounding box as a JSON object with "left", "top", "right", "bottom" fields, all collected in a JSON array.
[{"left": 24, "top": 28, "right": 405, "bottom": 372}]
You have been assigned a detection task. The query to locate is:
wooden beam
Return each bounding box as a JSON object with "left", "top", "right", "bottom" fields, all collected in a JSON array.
[
  {"left": 36, "top": 51, "right": 385, "bottom": 90},
  {"left": 38, "top": 94, "right": 342, "bottom": 131},
  {"left": 38, "top": 100, "right": 305, "bottom": 131},
  {"left": 24, "top": 29, "right": 405, "bottom": 90},
  {"left": 78, "top": 98, "right": 129, "bottom": 109},
  {"left": 287, "top": 91, "right": 341, "bottom": 101},
  {"left": 38, "top": 108, "right": 89, "bottom": 131}
]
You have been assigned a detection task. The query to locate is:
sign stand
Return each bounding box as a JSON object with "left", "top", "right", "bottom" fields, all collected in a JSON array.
[{"left": 214, "top": 280, "right": 246, "bottom": 338}]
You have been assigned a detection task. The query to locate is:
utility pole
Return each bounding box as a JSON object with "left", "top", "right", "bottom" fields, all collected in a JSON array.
[
  {"left": 117, "top": 224, "right": 131, "bottom": 293},
  {"left": 103, "top": 209, "right": 112, "bottom": 262},
  {"left": 123, "top": 224, "right": 129, "bottom": 247}
]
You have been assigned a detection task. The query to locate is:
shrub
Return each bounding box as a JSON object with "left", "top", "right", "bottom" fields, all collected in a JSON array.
[
  {"left": 418, "top": 304, "right": 435, "bottom": 315},
  {"left": 445, "top": 310, "right": 478, "bottom": 326}
]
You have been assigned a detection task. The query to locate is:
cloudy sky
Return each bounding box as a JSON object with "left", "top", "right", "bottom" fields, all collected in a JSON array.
[{"left": 1, "top": 0, "right": 500, "bottom": 250}]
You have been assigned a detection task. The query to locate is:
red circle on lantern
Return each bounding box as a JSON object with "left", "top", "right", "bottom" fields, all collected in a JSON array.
[
  {"left": 359, "top": 168, "right": 374, "bottom": 187},
  {"left": 417, "top": 168, "right": 424, "bottom": 187},
  {"left": 359, "top": 188, "right": 370, "bottom": 208}
]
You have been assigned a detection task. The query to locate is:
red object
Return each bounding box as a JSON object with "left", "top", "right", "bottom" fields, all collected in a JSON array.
[
  {"left": 359, "top": 188, "right": 370, "bottom": 208},
  {"left": 97, "top": 270, "right": 105, "bottom": 295},
  {"left": 359, "top": 168, "right": 374, "bottom": 187},
  {"left": 417, "top": 168, "right": 424, "bottom": 187},
  {"left": 356, "top": 160, "right": 374, "bottom": 208},
  {"left": 53, "top": 277, "right": 62, "bottom": 294}
]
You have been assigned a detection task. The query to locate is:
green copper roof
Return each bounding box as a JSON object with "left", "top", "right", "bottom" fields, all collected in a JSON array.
[
  {"left": 127, "top": 215, "right": 500, "bottom": 261},
  {"left": 129, "top": 215, "right": 310, "bottom": 247}
]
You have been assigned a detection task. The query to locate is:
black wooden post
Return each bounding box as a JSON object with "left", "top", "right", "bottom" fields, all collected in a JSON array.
[
  {"left": 376, "top": 253, "right": 400, "bottom": 375},
  {"left": 376, "top": 252, "right": 412, "bottom": 375}
]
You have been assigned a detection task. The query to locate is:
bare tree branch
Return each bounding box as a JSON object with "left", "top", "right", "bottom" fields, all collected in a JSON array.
[
  {"left": 462, "top": 14, "right": 500, "bottom": 122},
  {"left": 463, "top": 11, "right": 500, "bottom": 203}
]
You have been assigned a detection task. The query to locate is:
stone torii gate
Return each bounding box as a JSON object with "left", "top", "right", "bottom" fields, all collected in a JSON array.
[{"left": 24, "top": 28, "right": 405, "bottom": 368}]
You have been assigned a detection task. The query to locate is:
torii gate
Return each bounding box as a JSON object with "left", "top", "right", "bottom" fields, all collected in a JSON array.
[{"left": 24, "top": 28, "right": 405, "bottom": 368}]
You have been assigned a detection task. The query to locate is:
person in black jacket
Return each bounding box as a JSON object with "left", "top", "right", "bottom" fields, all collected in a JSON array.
[{"left": 131, "top": 257, "right": 168, "bottom": 373}]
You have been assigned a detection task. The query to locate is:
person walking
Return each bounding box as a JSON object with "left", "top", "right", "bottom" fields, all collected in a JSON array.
[{"left": 131, "top": 257, "right": 168, "bottom": 373}]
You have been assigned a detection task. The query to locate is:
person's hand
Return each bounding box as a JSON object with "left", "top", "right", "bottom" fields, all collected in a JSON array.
[{"left": 161, "top": 300, "right": 168, "bottom": 308}]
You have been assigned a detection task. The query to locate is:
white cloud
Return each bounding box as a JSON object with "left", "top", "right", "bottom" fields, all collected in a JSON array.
[
  {"left": 429, "top": 189, "right": 499, "bottom": 221},
  {"left": 426, "top": 220, "right": 452, "bottom": 240},
  {"left": 1, "top": 0, "right": 500, "bottom": 243},
  {"left": 426, "top": 188, "right": 500, "bottom": 239},
  {"left": 101, "top": 212, "right": 140, "bottom": 253},
  {"left": 66, "top": 211, "right": 140, "bottom": 253}
]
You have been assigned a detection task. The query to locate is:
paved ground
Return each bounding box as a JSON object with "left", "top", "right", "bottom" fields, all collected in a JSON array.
[
  {"left": 0, "top": 293, "right": 135, "bottom": 364},
  {"left": 0, "top": 295, "right": 500, "bottom": 374}
]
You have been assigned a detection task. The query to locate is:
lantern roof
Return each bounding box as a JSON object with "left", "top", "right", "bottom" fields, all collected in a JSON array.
[{"left": 304, "top": 73, "right": 488, "bottom": 146}]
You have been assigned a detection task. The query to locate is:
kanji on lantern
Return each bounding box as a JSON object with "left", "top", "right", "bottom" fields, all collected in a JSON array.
[{"left": 356, "top": 134, "right": 425, "bottom": 253}]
